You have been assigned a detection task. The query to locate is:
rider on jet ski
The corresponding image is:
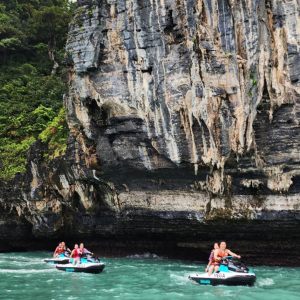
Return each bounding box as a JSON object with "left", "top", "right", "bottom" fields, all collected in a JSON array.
[
  {"left": 206, "top": 242, "right": 219, "bottom": 276},
  {"left": 69, "top": 244, "right": 82, "bottom": 266},
  {"left": 53, "top": 243, "right": 63, "bottom": 258},
  {"left": 61, "top": 242, "right": 71, "bottom": 253},
  {"left": 79, "top": 243, "right": 93, "bottom": 255},
  {"left": 212, "top": 241, "right": 241, "bottom": 275},
  {"left": 53, "top": 242, "right": 71, "bottom": 258}
]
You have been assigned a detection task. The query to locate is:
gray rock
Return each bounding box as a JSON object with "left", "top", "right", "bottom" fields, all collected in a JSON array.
[{"left": 1, "top": 0, "right": 300, "bottom": 265}]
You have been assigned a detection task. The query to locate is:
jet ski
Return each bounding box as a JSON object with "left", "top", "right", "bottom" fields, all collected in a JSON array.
[
  {"left": 44, "top": 250, "right": 71, "bottom": 264},
  {"left": 56, "top": 253, "right": 105, "bottom": 274},
  {"left": 189, "top": 256, "right": 256, "bottom": 286}
]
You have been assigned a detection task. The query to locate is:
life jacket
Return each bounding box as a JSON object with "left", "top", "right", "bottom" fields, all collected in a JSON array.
[
  {"left": 211, "top": 249, "right": 229, "bottom": 265},
  {"left": 72, "top": 249, "right": 82, "bottom": 258},
  {"left": 72, "top": 249, "right": 78, "bottom": 258},
  {"left": 55, "top": 247, "right": 61, "bottom": 254},
  {"left": 77, "top": 249, "right": 82, "bottom": 257},
  {"left": 218, "top": 249, "right": 229, "bottom": 259}
]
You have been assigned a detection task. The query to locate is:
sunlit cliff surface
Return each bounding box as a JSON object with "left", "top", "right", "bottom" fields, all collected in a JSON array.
[{"left": 1, "top": 0, "right": 300, "bottom": 265}]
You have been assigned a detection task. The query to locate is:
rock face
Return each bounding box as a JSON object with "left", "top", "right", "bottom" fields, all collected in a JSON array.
[{"left": 1, "top": 0, "right": 300, "bottom": 265}]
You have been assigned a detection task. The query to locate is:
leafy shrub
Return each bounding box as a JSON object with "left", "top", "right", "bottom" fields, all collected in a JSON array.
[
  {"left": 0, "top": 136, "right": 35, "bottom": 179},
  {"left": 0, "top": 0, "right": 75, "bottom": 179},
  {"left": 39, "top": 107, "right": 69, "bottom": 159}
]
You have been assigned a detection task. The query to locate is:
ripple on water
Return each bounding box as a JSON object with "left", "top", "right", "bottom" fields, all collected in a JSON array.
[
  {"left": 0, "top": 269, "right": 54, "bottom": 274},
  {"left": 0, "top": 252, "right": 299, "bottom": 300},
  {"left": 126, "top": 252, "right": 164, "bottom": 260}
]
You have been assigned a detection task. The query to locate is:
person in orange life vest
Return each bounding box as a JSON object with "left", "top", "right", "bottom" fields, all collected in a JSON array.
[
  {"left": 206, "top": 243, "right": 219, "bottom": 276},
  {"left": 69, "top": 244, "right": 82, "bottom": 266},
  {"left": 213, "top": 241, "right": 241, "bottom": 275},
  {"left": 53, "top": 242, "right": 62, "bottom": 258}
]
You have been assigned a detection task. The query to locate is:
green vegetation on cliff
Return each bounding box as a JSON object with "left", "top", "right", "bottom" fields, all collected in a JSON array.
[{"left": 0, "top": 0, "right": 75, "bottom": 179}]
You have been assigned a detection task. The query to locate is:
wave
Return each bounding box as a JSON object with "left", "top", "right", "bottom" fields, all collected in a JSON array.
[
  {"left": 0, "top": 261, "right": 47, "bottom": 267},
  {"left": 126, "top": 253, "right": 165, "bottom": 259},
  {"left": 170, "top": 273, "right": 191, "bottom": 285},
  {"left": 258, "top": 278, "right": 275, "bottom": 286},
  {"left": 0, "top": 268, "right": 54, "bottom": 274}
]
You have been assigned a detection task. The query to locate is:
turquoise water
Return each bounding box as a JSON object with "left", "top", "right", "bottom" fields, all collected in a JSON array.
[{"left": 0, "top": 252, "right": 299, "bottom": 300}]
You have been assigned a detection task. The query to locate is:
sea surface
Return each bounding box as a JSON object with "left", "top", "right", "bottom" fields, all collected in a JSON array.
[{"left": 0, "top": 252, "right": 299, "bottom": 300}]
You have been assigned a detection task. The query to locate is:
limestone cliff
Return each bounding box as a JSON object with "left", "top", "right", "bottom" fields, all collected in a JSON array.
[{"left": 1, "top": 0, "right": 300, "bottom": 265}]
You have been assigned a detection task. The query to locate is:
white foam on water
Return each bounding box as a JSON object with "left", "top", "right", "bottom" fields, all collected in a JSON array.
[
  {"left": 113, "top": 265, "right": 138, "bottom": 269},
  {"left": 6, "top": 261, "right": 46, "bottom": 267},
  {"left": 102, "top": 289, "right": 117, "bottom": 293},
  {"left": 179, "top": 265, "right": 201, "bottom": 269},
  {"left": 169, "top": 292, "right": 184, "bottom": 297},
  {"left": 258, "top": 278, "right": 275, "bottom": 286},
  {"left": 222, "top": 290, "right": 235, "bottom": 296},
  {"left": 0, "top": 268, "right": 54, "bottom": 274},
  {"left": 126, "top": 253, "right": 164, "bottom": 259},
  {"left": 170, "top": 273, "right": 191, "bottom": 285}
]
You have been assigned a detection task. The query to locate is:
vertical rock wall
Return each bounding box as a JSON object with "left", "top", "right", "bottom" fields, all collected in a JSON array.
[
  {"left": 64, "top": 0, "right": 300, "bottom": 196},
  {"left": 1, "top": 0, "right": 300, "bottom": 264}
]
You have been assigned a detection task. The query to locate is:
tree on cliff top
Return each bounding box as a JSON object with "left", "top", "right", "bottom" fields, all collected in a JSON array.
[
  {"left": 28, "top": 5, "right": 73, "bottom": 75},
  {"left": 0, "top": 0, "right": 76, "bottom": 179}
]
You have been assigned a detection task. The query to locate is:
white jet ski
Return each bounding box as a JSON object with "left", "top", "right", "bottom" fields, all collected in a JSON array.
[
  {"left": 56, "top": 253, "right": 105, "bottom": 274},
  {"left": 189, "top": 256, "right": 256, "bottom": 286},
  {"left": 44, "top": 250, "right": 71, "bottom": 264}
]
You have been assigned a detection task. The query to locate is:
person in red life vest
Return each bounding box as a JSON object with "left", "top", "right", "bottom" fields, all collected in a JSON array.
[
  {"left": 206, "top": 242, "right": 219, "bottom": 276},
  {"left": 69, "top": 244, "right": 82, "bottom": 266},
  {"left": 53, "top": 242, "right": 62, "bottom": 258},
  {"left": 79, "top": 243, "right": 93, "bottom": 255},
  {"left": 213, "top": 241, "right": 241, "bottom": 275}
]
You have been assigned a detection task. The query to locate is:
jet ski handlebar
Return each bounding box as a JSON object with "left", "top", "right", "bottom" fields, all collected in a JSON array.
[{"left": 220, "top": 256, "right": 233, "bottom": 261}]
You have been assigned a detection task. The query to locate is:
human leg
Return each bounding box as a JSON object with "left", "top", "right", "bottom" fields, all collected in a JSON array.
[{"left": 208, "top": 265, "right": 215, "bottom": 276}]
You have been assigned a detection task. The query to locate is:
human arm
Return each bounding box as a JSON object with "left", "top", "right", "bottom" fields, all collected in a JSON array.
[
  {"left": 84, "top": 248, "right": 93, "bottom": 255},
  {"left": 53, "top": 247, "right": 58, "bottom": 258},
  {"left": 214, "top": 249, "right": 221, "bottom": 261},
  {"left": 69, "top": 250, "right": 74, "bottom": 262},
  {"left": 205, "top": 260, "right": 212, "bottom": 272},
  {"left": 227, "top": 249, "right": 241, "bottom": 259},
  {"left": 206, "top": 251, "right": 214, "bottom": 271}
]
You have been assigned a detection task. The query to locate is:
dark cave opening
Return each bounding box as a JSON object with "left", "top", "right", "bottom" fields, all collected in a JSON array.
[{"left": 72, "top": 191, "right": 86, "bottom": 212}]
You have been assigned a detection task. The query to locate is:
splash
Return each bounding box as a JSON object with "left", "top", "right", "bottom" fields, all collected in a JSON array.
[{"left": 258, "top": 278, "right": 275, "bottom": 286}]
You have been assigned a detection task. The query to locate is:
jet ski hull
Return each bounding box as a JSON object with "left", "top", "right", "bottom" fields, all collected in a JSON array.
[
  {"left": 189, "top": 258, "right": 256, "bottom": 286},
  {"left": 44, "top": 258, "right": 70, "bottom": 264},
  {"left": 56, "top": 263, "right": 105, "bottom": 274},
  {"left": 189, "top": 273, "right": 256, "bottom": 286}
]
